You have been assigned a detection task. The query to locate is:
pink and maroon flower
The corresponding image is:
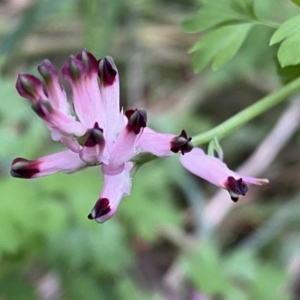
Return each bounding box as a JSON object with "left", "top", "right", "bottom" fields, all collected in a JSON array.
[
  {"left": 179, "top": 147, "right": 269, "bottom": 202},
  {"left": 12, "top": 49, "right": 193, "bottom": 223},
  {"left": 11, "top": 49, "right": 268, "bottom": 223}
]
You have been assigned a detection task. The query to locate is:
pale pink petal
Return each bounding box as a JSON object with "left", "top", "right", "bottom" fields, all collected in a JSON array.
[
  {"left": 32, "top": 100, "right": 86, "bottom": 137},
  {"left": 78, "top": 122, "right": 110, "bottom": 165},
  {"left": 79, "top": 145, "right": 110, "bottom": 165},
  {"left": 16, "top": 73, "right": 47, "bottom": 102},
  {"left": 76, "top": 49, "right": 106, "bottom": 129},
  {"left": 102, "top": 128, "right": 138, "bottom": 175},
  {"left": 102, "top": 109, "right": 147, "bottom": 175},
  {"left": 38, "top": 59, "right": 70, "bottom": 113},
  {"left": 60, "top": 136, "right": 81, "bottom": 153},
  {"left": 137, "top": 127, "right": 175, "bottom": 157},
  {"left": 62, "top": 56, "right": 98, "bottom": 128},
  {"left": 11, "top": 150, "right": 87, "bottom": 178},
  {"left": 99, "top": 57, "right": 122, "bottom": 140},
  {"left": 88, "top": 162, "right": 133, "bottom": 223}
]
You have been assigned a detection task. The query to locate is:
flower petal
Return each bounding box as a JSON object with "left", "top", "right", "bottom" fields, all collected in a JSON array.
[
  {"left": 38, "top": 59, "right": 70, "bottom": 114},
  {"left": 76, "top": 49, "right": 106, "bottom": 129},
  {"left": 88, "top": 162, "right": 132, "bottom": 223},
  {"left": 62, "top": 56, "right": 99, "bottom": 128},
  {"left": 102, "top": 109, "right": 147, "bottom": 175},
  {"left": 31, "top": 100, "right": 86, "bottom": 137},
  {"left": 79, "top": 123, "right": 110, "bottom": 165},
  {"left": 137, "top": 127, "right": 175, "bottom": 157},
  {"left": 179, "top": 147, "right": 269, "bottom": 201},
  {"left": 99, "top": 57, "right": 122, "bottom": 140},
  {"left": 11, "top": 150, "right": 87, "bottom": 179}
]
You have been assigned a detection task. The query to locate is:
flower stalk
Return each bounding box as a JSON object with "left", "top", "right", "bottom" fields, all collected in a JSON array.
[{"left": 192, "top": 76, "right": 300, "bottom": 145}]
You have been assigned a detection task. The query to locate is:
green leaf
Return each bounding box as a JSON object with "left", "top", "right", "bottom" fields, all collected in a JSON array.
[
  {"left": 270, "top": 15, "right": 300, "bottom": 44},
  {"left": 291, "top": 0, "right": 300, "bottom": 7},
  {"left": 270, "top": 15, "right": 300, "bottom": 67},
  {"left": 191, "top": 24, "right": 253, "bottom": 72},
  {"left": 275, "top": 59, "right": 300, "bottom": 84},
  {"left": 182, "top": 11, "right": 243, "bottom": 33},
  {"left": 182, "top": 0, "right": 255, "bottom": 33}
]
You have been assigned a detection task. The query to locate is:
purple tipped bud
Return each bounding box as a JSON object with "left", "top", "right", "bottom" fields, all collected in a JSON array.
[
  {"left": 98, "top": 56, "right": 117, "bottom": 86},
  {"left": 84, "top": 122, "right": 105, "bottom": 147},
  {"left": 170, "top": 130, "right": 193, "bottom": 155},
  {"left": 31, "top": 100, "right": 53, "bottom": 118},
  {"left": 88, "top": 198, "right": 111, "bottom": 220},
  {"left": 225, "top": 176, "right": 248, "bottom": 202},
  {"left": 11, "top": 158, "right": 40, "bottom": 179},
  {"left": 38, "top": 60, "right": 56, "bottom": 84},
  {"left": 125, "top": 109, "right": 147, "bottom": 134},
  {"left": 16, "top": 74, "right": 44, "bottom": 101},
  {"left": 76, "top": 49, "right": 98, "bottom": 76},
  {"left": 62, "top": 56, "right": 86, "bottom": 81}
]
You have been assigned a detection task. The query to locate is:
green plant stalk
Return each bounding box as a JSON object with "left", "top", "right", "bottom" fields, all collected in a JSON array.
[
  {"left": 82, "top": 0, "right": 98, "bottom": 52},
  {"left": 192, "top": 76, "right": 300, "bottom": 145}
]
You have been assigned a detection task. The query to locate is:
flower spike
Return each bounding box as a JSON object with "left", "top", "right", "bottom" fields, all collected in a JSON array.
[{"left": 11, "top": 48, "right": 270, "bottom": 224}]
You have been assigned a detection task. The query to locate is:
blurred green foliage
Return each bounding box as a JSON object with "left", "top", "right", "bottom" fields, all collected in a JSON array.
[{"left": 0, "top": 0, "right": 300, "bottom": 299}]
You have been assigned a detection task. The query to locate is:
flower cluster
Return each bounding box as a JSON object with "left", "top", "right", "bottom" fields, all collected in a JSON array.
[{"left": 11, "top": 49, "right": 269, "bottom": 223}]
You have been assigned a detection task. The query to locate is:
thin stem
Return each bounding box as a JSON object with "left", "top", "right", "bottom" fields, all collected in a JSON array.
[
  {"left": 192, "top": 76, "right": 300, "bottom": 146},
  {"left": 82, "top": 0, "right": 98, "bottom": 53}
]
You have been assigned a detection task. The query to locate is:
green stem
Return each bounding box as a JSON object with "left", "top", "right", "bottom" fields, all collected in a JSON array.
[
  {"left": 192, "top": 76, "right": 300, "bottom": 146},
  {"left": 82, "top": 0, "right": 98, "bottom": 52}
]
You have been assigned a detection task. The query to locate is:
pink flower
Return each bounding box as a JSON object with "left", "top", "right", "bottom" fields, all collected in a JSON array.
[
  {"left": 11, "top": 49, "right": 269, "bottom": 223},
  {"left": 179, "top": 147, "right": 269, "bottom": 201},
  {"left": 11, "top": 49, "right": 191, "bottom": 223}
]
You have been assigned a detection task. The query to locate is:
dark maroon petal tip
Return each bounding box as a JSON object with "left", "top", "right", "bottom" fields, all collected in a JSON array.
[
  {"left": 225, "top": 176, "right": 249, "bottom": 202},
  {"left": 170, "top": 130, "right": 193, "bottom": 155},
  {"left": 88, "top": 198, "right": 111, "bottom": 220},
  {"left": 125, "top": 109, "right": 147, "bottom": 134},
  {"left": 98, "top": 56, "right": 117, "bottom": 86},
  {"left": 84, "top": 122, "right": 105, "bottom": 147},
  {"left": 31, "top": 100, "right": 53, "bottom": 119},
  {"left": 76, "top": 49, "right": 98, "bottom": 76},
  {"left": 16, "top": 74, "right": 44, "bottom": 101},
  {"left": 62, "top": 56, "right": 87, "bottom": 81},
  {"left": 11, "top": 157, "right": 40, "bottom": 179}
]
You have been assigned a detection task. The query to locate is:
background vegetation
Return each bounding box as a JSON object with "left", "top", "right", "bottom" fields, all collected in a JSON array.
[{"left": 1, "top": 0, "right": 300, "bottom": 299}]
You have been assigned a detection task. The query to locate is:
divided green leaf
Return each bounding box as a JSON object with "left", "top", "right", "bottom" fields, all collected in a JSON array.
[
  {"left": 182, "top": 0, "right": 257, "bottom": 73},
  {"left": 270, "top": 15, "right": 300, "bottom": 67},
  {"left": 191, "top": 24, "right": 253, "bottom": 73}
]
